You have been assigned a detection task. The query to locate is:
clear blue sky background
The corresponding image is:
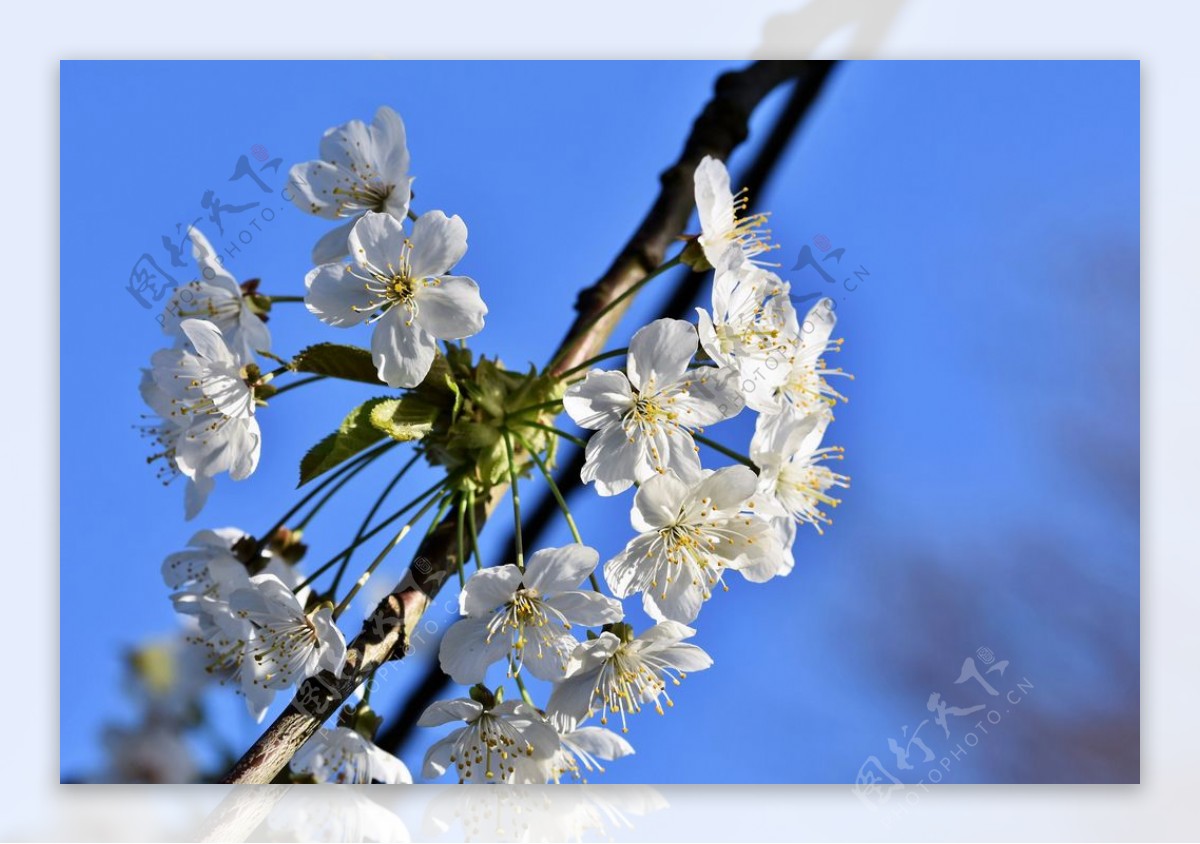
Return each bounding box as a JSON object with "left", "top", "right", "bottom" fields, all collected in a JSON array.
[{"left": 61, "top": 60, "right": 1139, "bottom": 784}]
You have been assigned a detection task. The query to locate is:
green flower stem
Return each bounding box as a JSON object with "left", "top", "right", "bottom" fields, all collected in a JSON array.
[
  {"left": 326, "top": 453, "right": 421, "bottom": 596},
  {"left": 466, "top": 488, "right": 483, "bottom": 571},
  {"left": 692, "top": 432, "right": 757, "bottom": 469},
  {"left": 517, "top": 420, "right": 587, "bottom": 449},
  {"left": 296, "top": 474, "right": 449, "bottom": 594},
  {"left": 333, "top": 487, "right": 451, "bottom": 620},
  {"left": 502, "top": 430, "right": 525, "bottom": 571},
  {"left": 558, "top": 347, "right": 629, "bottom": 382},
  {"left": 514, "top": 429, "right": 602, "bottom": 593},
  {"left": 547, "top": 253, "right": 683, "bottom": 372},
  {"left": 256, "top": 441, "right": 395, "bottom": 555},
  {"left": 505, "top": 399, "right": 564, "bottom": 418},
  {"left": 509, "top": 655, "right": 537, "bottom": 708},
  {"left": 455, "top": 494, "right": 468, "bottom": 587},
  {"left": 294, "top": 453, "right": 379, "bottom": 531},
  {"left": 512, "top": 431, "right": 582, "bottom": 545},
  {"left": 263, "top": 295, "right": 306, "bottom": 304},
  {"left": 268, "top": 375, "right": 327, "bottom": 399}
]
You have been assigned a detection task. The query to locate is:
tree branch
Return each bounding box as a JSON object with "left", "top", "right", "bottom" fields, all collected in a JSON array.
[{"left": 221, "top": 59, "right": 833, "bottom": 785}]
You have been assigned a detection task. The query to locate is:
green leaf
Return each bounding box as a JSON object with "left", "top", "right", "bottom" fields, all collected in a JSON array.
[
  {"left": 292, "top": 343, "right": 384, "bottom": 385},
  {"left": 368, "top": 395, "right": 439, "bottom": 442},
  {"left": 298, "top": 399, "right": 390, "bottom": 485}
]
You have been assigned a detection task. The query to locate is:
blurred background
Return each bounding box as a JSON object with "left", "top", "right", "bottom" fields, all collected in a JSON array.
[{"left": 60, "top": 59, "right": 1138, "bottom": 784}]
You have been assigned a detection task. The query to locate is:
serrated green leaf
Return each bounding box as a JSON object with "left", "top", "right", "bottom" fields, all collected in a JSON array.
[
  {"left": 368, "top": 395, "right": 439, "bottom": 442},
  {"left": 298, "top": 398, "right": 391, "bottom": 485},
  {"left": 293, "top": 343, "right": 384, "bottom": 385}
]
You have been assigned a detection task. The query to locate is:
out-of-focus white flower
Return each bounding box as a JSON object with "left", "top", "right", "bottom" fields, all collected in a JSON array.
[
  {"left": 141, "top": 319, "right": 261, "bottom": 519},
  {"left": 694, "top": 155, "right": 776, "bottom": 269},
  {"left": 305, "top": 210, "right": 487, "bottom": 388},
  {"left": 291, "top": 726, "right": 412, "bottom": 784},
  {"left": 419, "top": 697, "right": 560, "bottom": 784},
  {"left": 439, "top": 545, "right": 622, "bottom": 684},
  {"left": 547, "top": 621, "right": 712, "bottom": 731},
  {"left": 103, "top": 724, "right": 198, "bottom": 784},
  {"left": 564, "top": 318, "right": 742, "bottom": 496},
  {"left": 161, "top": 228, "right": 270, "bottom": 362},
  {"left": 604, "top": 466, "right": 783, "bottom": 623},
  {"left": 289, "top": 105, "right": 413, "bottom": 263}
]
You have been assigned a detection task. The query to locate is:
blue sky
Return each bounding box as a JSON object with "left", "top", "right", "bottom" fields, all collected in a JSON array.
[{"left": 61, "top": 60, "right": 1139, "bottom": 783}]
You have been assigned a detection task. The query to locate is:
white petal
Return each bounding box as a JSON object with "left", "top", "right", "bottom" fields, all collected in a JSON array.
[
  {"left": 563, "top": 370, "right": 633, "bottom": 430},
  {"left": 417, "top": 698, "right": 483, "bottom": 728},
  {"left": 642, "top": 570, "right": 705, "bottom": 624},
  {"left": 408, "top": 211, "right": 468, "bottom": 278},
  {"left": 304, "top": 263, "right": 374, "bottom": 327},
  {"left": 631, "top": 471, "right": 689, "bottom": 531},
  {"left": 694, "top": 155, "right": 734, "bottom": 244},
  {"left": 524, "top": 545, "right": 599, "bottom": 595},
  {"left": 542, "top": 590, "right": 623, "bottom": 627},
  {"left": 370, "top": 106, "right": 411, "bottom": 192},
  {"left": 604, "top": 535, "right": 658, "bottom": 599},
  {"left": 310, "top": 218, "right": 359, "bottom": 265},
  {"left": 422, "top": 733, "right": 458, "bottom": 779},
  {"left": 180, "top": 319, "right": 235, "bottom": 367},
  {"left": 286, "top": 159, "right": 345, "bottom": 220},
  {"left": 546, "top": 674, "right": 599, "bottom": 722},
  {"left": 366, "top": 742, "right": 413, "bottom": 784},
  {"left": 348, "top": 210, "right": 408, "bottom": 272},
  {"left": 371, "top": 312, "right": 437, "bottom": 388},
  {"left": 567, "top": 726, "right": 635, "bottom": 762},
  {"left": 415, "top": 275, "right": 486, "bottom": 339},
  {"left": 438, "top": 617, "right": 509, "bottom": 685},
  {"left": 626, "top": 318, "right": 696, "bottom": 393},
  {"left": 580, "top": 423, "right": 640, "bottom": 496},
  {"left": 459, "top": 565, "right": 522, "bottom": 616}
]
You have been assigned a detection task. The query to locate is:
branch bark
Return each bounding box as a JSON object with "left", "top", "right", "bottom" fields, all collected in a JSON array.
[{"left": 221, "top": 59, "right": 833, "bottom": 785}]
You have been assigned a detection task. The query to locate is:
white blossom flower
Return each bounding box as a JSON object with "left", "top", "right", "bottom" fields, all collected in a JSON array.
[
  {"left": 751, "top": 412, "right": 848, "bottom": 543},
  {"left": 439, "top": 545, "right": 623, "bottom": 685},
  {"left": 696, "top": 255, "right": 800, "bottom": 410},
  {"left": 604, "top": 466, "right": 784, "bottom": 623},
  {"left": 229, "top": 574, "right": 347, "bottom": 696},
  {"left": 288, "top": 105, "right": 413, "bottom": 263},
  {"left": 305, "top": 210, "right": 487, "bottom": 388},
  {"left": 419, "top": 697, "right": 560, "bottom": 784},
  {"left": 539, "top": 711, "right": 634, "bottom": 783},
  {"left": 564, "top": 318, "right": 743, "bottom": 496},
  {"left": 140, "top": 319, "right": 261, "bottom": 518},
  {"left": 291, "top": 727, "right": 412, "bottom": 784},
  {"left": 694, "top": 155, "right": 776, "bottom": 269},
  {"left": 161, "top": 228, "right": 270, "bottom": 362},
  {"left": 163, "top": 527, "right": 306, "bottom": 613},
  {"left": 103, "top": 724, "right": 198, "bottom": 784},
  {"left": 752, "top": 296, "right": 849, "bottom": 437},
  {"left": 546, "top": 621, "right": 712, "bottom": 731}
]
